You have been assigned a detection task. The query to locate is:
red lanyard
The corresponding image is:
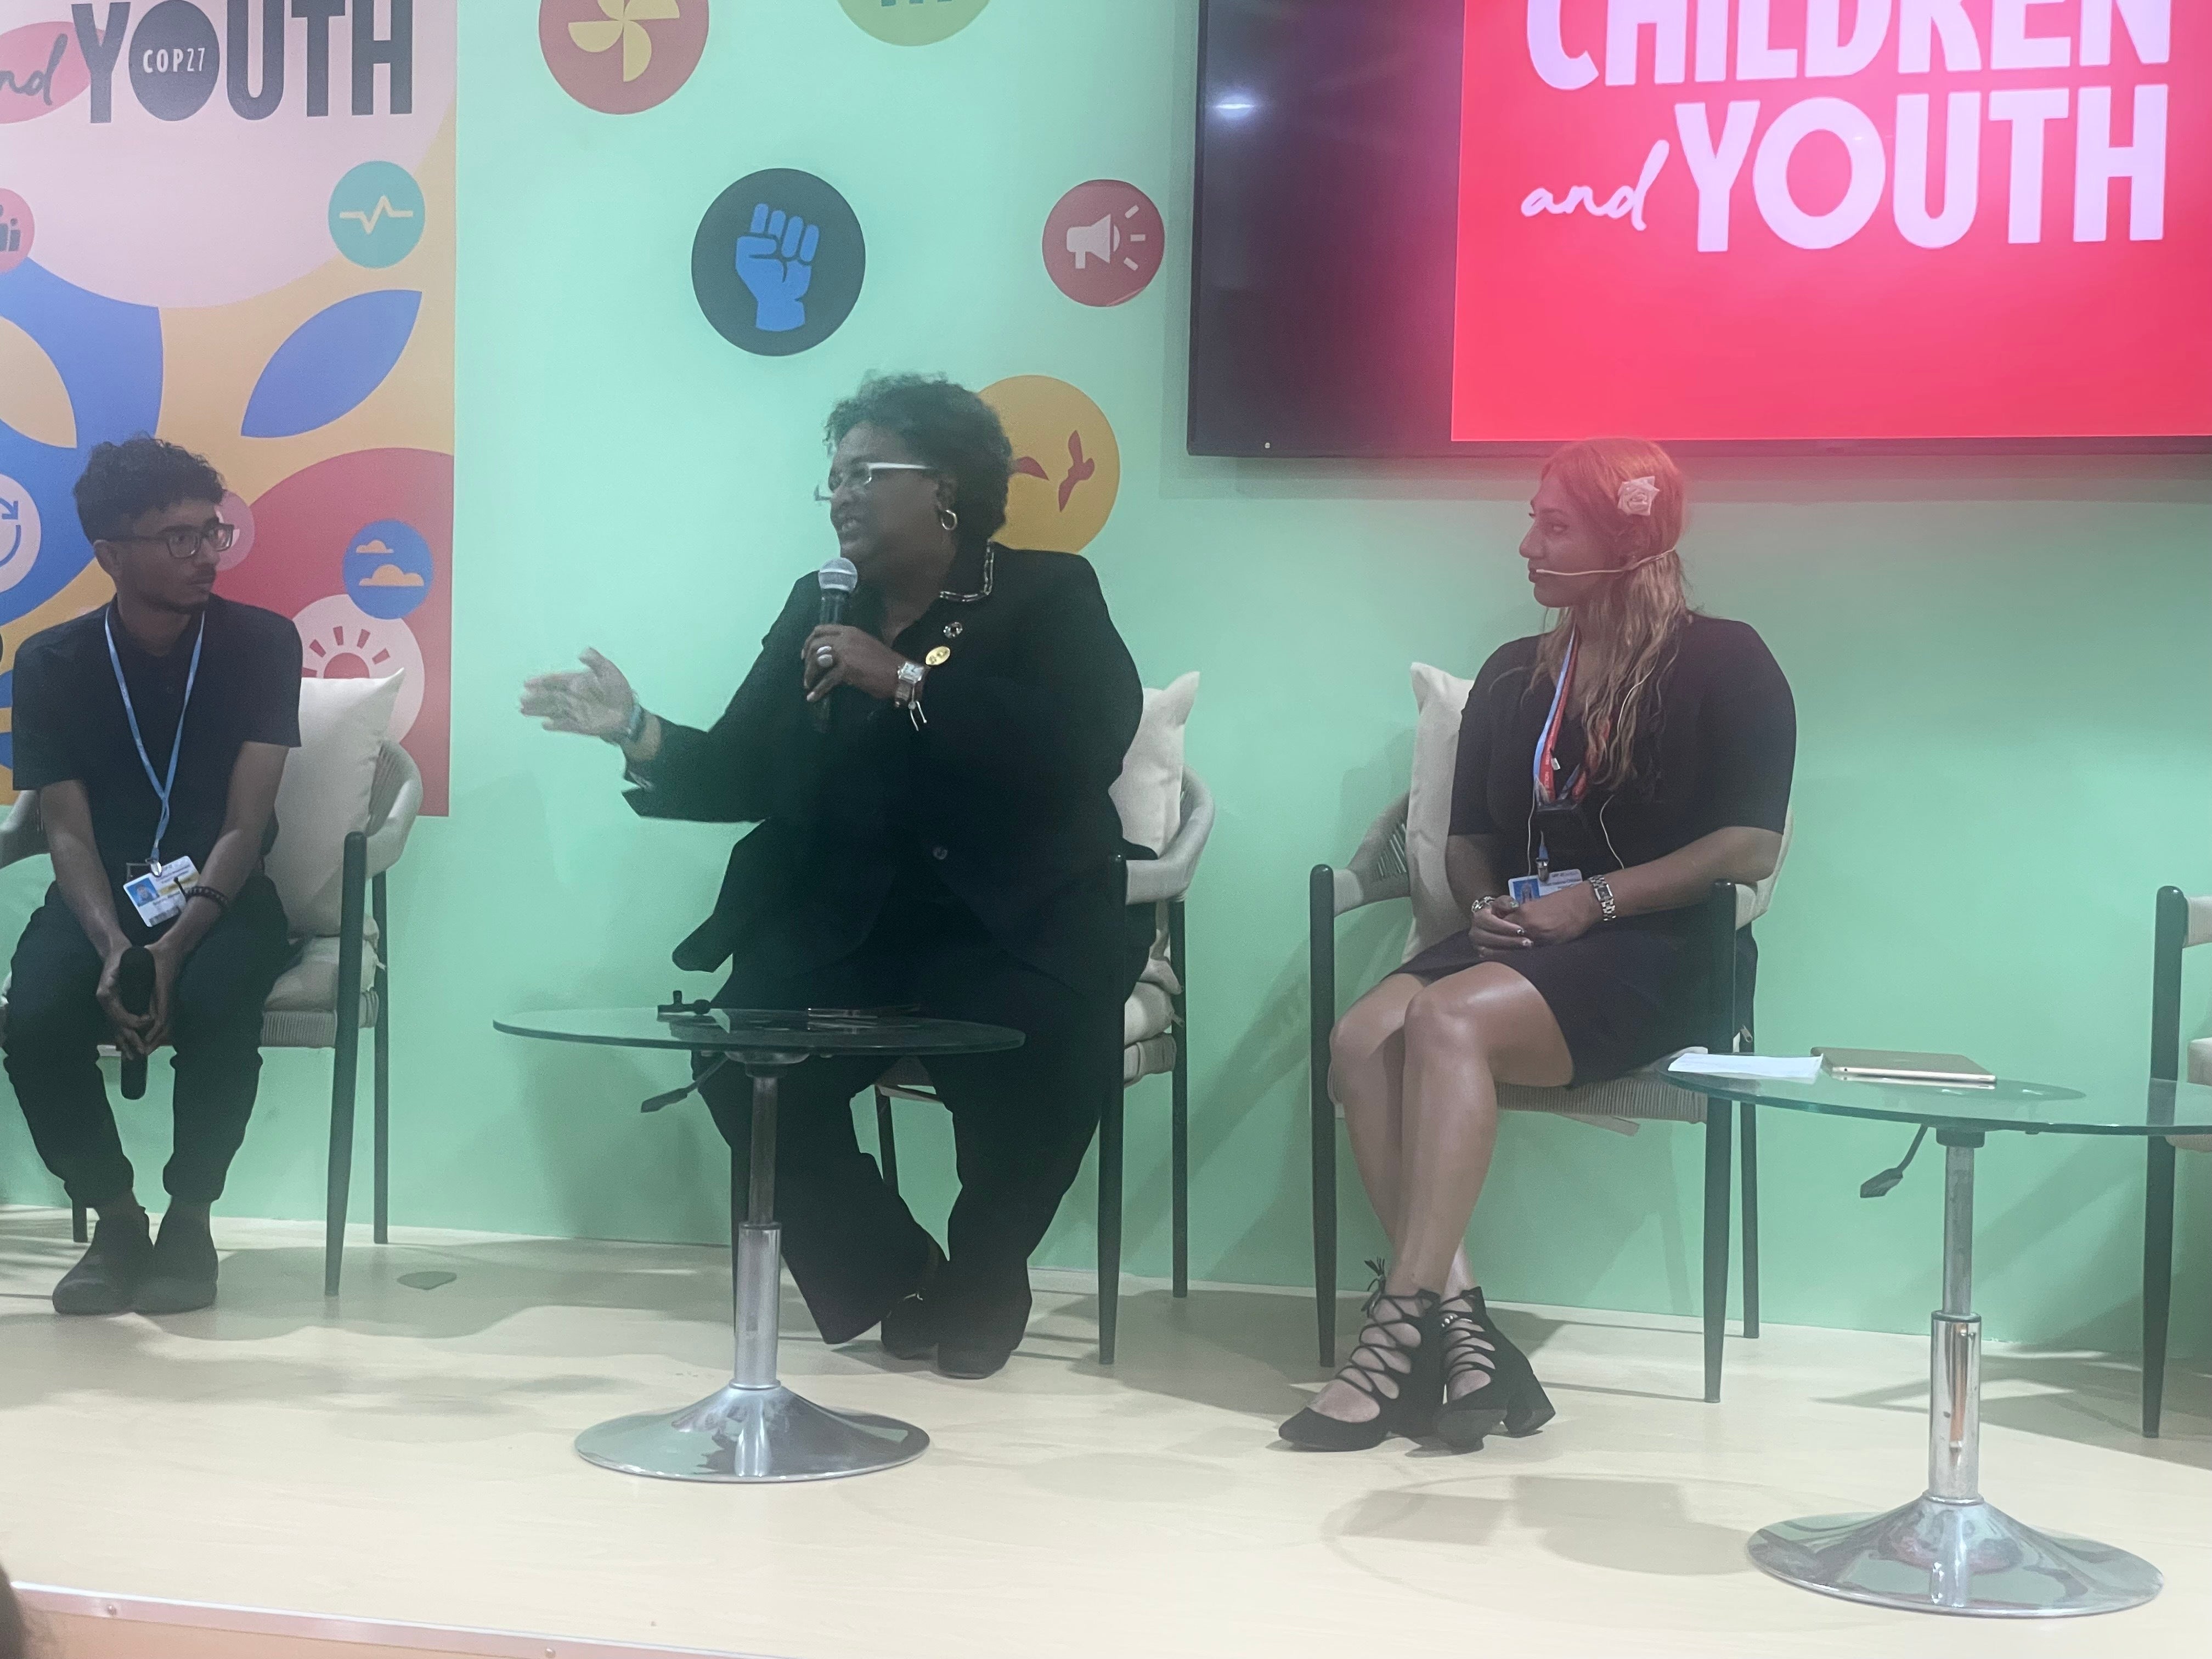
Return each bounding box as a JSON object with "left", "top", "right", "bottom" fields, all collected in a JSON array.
[{"left": 1533, "top": 633, "right": 1588, "bottom": 807}]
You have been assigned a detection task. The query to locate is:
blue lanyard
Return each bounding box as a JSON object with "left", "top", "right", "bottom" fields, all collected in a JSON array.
[{"left": 104, "top": 607, "right": 204, "bottom": 868}]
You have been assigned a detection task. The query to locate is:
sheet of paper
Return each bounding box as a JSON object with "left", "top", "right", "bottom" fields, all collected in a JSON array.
[{"left": 1667, "top": 1052, "right": 1824, "bottom": 1084}]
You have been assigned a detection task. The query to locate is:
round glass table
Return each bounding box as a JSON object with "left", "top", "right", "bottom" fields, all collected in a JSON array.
[
  {"left": 495, "top": 1006, "right": 1022, "bottom": 1484},
  {"left": 1659, "top": 1061, "right": 2212, "bottom": 1617}
]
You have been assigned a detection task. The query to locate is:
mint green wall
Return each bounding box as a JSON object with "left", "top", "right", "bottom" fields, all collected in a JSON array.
[{"left": 4, "top": 2, "right": 2208, "bottom": 1360}]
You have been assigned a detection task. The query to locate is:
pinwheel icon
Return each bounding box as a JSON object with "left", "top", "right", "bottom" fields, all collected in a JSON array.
[{"left": 569, "top": 0, "right": 681, "bottom": 84}]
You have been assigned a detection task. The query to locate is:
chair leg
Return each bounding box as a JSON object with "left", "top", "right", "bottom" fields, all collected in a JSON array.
[
  {"left": 1308, "top": 865, "right": 1338, "bottom": 1368},
  {"left": 325, "top": 833, "right": 368, "bottom": 1299},
  {"left": 1740, "top": 1104, "right": 1760, "bottom": 1339},
  {"left": 1701, "top": 1099, "right": 1735, "bottom": 1403},
  {"left": 325, "top": 1014, "right": 363, "bottom": 1298},
  {"left": 1169, "top": 898, "right": 1189, "bottom": 1300},
  {"left": 71, "top": 1201, "right": 88, "bottom": 1245},
  {"left": 874, "top": 1090, "right": 900, "bottom": 1199},
  {"left": 372, "top": 872, "right": 390, "bottom": 1246},
  {"left": 1096, "top": 1090, "right": 1125, "bottom": 1365},
  {"left": 2143, "top": 1136, "right": 2177, "bottom": 1438}
]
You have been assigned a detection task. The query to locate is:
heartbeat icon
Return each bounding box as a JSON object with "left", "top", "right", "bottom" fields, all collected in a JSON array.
[{"left": 341, "top": 196, "right": 416, "bottom": 235}]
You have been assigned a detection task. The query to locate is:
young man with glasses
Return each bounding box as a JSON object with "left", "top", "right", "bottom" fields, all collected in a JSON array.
[{"left": 4, "top": 437, "right": 301, "bottom": 1315}]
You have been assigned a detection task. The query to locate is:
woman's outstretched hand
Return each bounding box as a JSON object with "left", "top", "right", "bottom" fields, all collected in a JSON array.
[{"left": 521, "top": 649, "right": 636, "bottom": 740}]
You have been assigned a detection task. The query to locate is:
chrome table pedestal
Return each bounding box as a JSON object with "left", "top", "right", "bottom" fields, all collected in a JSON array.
[
  {"left": 1748, "top": 1132, "right": 2162, "bottom": 1616},
  {"left": 575, "top": 1057, "right": 929, "bottom": 1483}
]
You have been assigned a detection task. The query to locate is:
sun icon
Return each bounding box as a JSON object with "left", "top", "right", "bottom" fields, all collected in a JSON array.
[
  {"left": 294, "top": 595, "right": 426, "bottom": 741},
  {"left": 569, "top": 0, "right": 681, "bottom": 83}
]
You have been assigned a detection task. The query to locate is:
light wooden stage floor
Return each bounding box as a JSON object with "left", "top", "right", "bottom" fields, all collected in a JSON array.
[{"left": 2, "top": 1209, "right": 2206, "bottom": 1659}]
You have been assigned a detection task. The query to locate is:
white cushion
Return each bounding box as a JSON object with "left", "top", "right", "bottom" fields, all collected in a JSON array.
[
  {"left": 1111, "top": 672, "right": 1199, "bottom": 857},
  {"left": 264, "top": 927, "right": 382, "bottom": 1014},
  {"left": 1125, "top": 979, "right": 1175, "bottom": 1047},
  {"left": 1124, "top": 1034, "right": 1176, "bottom": 1086},
  {"left": 1404, "top": 663, "right": 1476, "bottom": 963},
  {"left": 2179, "top": 1039, "right": 2212, "bottom": 1152},
  {"left": 2188, "top": 896, "right": 2212, "bottom": 950},
  {"left": 266, "top": 674, "right": 402, "bottom": 936}
]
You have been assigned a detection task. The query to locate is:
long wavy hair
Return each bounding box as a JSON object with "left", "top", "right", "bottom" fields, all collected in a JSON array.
[{"left": 1532, "top": 437, "right": 1690, "bottom": 794}]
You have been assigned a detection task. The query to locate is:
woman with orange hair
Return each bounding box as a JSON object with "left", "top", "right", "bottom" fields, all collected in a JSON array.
[{"left": 1283, "top": 438, "right": 1795, "bottom": 1452}]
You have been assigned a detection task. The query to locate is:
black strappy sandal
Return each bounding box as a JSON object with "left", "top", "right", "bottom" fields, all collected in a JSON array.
[
  {"left": 1278, "top": 1282, "right": 1443, "bottom": 1452},
  {"left": 1433, "top": 1286, "right": 1556, "bottom": 1452}
]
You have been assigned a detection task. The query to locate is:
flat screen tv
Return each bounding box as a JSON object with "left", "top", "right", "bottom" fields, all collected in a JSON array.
[{"left": 1189, "top": 0, "right": 2209, "bottom": 456}]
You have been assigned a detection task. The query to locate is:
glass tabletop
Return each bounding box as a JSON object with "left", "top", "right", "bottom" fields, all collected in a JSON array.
[
  {"left": 1654, "top": 1059, "right": 2212, "bottom": 1137},
  {"left": 494, "top": 1006, "right": 1025, "bottom": 1058}
]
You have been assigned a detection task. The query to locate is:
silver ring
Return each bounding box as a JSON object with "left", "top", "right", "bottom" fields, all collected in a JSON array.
[{"left": 814, "top": 645, "right": 837, "bottom": 669}]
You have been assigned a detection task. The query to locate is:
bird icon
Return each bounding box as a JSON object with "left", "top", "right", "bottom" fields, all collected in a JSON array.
[{"left": 1012, "top": 431, "right": 1099, "bottom": 514}]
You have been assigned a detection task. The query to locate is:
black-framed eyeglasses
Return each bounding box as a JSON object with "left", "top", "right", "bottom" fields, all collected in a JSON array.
[
  {"left": 106, "top": 522, "right": 237, "bottom": 561},
  {"left": 814, "top": 462, "right": 937, "bottom": 504}
]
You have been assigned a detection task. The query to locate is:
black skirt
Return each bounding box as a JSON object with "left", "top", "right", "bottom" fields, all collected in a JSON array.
[{"left": 1398, "top": 911, "right": 1743, "bottom": 1087}]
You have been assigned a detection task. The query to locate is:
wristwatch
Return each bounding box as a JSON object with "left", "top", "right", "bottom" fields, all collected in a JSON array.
[
  {"left": 894, "top": 660, "right": 928, "bottom": 728},
  {"left": 1587, "top": 874, "right": 1618, "bottom": 924},
  {"left": 606, "top": 703, "right": 647, "bottom": 747}
]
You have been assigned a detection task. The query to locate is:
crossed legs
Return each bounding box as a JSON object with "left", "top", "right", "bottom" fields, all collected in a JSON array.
[{"left": 1310, "top": 962, "right": 1571, "bottom": 1423}]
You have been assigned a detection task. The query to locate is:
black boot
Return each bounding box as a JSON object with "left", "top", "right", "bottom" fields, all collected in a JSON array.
[
  {"left": 52, "top": 1209, "right": 153, "bottom": 1316},
  {"left": 1278, "top": 1286, "right": 1443, "bottom": 1451},
  {"left": 879, "top": 1239, "right": 945, "bottom": 1362},
  {"left": 1433, "top": 1287, "right": 1555, "bottom": 1451},
  {"left": 134, "top": 1210, "right": 219, "bottom": 1315}
]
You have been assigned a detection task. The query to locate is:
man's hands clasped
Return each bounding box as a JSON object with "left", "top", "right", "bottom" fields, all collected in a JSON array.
[{"left": 96, "top": 939, "right": 182, "bottom": 1060}]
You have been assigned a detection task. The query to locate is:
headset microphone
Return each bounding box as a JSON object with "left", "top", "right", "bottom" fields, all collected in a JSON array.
[{"left": 1530, "top": 549, "right": 1673, "bottom": 579}]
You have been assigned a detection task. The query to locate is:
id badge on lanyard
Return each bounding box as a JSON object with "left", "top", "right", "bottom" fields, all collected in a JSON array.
[
  {"left": 108, "top": 609, "right": 204, "bottom": 929},
  {"left": 1517, "top": 630, "right": 1588, "bottom": 905}
]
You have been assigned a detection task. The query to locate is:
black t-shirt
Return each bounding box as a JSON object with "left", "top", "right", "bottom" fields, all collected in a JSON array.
[
  {"left": 1449, "top": 615, "right": 1795, "bottom": 879},
  {"left": 12, "top": 596, "right": 303, "bottom": 888}
]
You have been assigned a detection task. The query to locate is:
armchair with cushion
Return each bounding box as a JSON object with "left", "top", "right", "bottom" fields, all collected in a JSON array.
[
  {"left": 0, "top": 678, "right": 420, "bottom": 1296},
  {"left": 1307, "top": 664, "right": 1792, "bottom": 1403},
  {"left": 873, "top": 674, "right": 1212, "bottom": 1364},
  {"left": 2143, "top": 886, "right": 2212, "bottom": 1436}
]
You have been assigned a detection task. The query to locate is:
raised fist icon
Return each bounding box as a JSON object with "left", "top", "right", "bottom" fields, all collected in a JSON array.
[{"left": 736, "top": 204, "right": 820, "bottom": 334}]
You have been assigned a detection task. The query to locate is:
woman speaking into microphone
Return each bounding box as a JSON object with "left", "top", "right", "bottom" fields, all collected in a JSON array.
[
  {"left": 1285, "top": 438, "right": 1795, "bottom": 1452},
  {"left": 522, "top": 375, "right": 1141, "bottom": 1379}
]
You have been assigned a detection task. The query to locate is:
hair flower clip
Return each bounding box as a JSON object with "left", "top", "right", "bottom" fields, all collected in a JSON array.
[{"left": 1616, "top": 476, "right": 1660, "bottom": 517}]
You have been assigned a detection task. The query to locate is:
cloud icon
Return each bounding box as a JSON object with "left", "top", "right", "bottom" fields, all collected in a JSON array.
[
  {"left": 360, "top": 562, "right": 424, "bottom": 589},
  {"left": 354, "top": 538, "right": 393, "bottom": 556}
]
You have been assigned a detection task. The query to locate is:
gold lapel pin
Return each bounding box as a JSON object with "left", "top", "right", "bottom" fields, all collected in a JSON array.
[{"left": 925, "top": 646, "right": 952, "bottom": 668}]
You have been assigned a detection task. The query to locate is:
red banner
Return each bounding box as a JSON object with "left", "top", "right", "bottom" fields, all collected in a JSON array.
[{"left": 1453, "top": 1, "right": 2207, "bottom": 442}]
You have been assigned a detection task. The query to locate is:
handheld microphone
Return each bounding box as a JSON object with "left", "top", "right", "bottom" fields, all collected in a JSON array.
[
  {"left": 116, "top": 946, "right": 155, "bottom": 1101},
  {"left": 1530, "top": 549, "right": 1673, "bottom": 579},
  {"left": 811, "top": 557, "right": 860, "bottom": 731}
]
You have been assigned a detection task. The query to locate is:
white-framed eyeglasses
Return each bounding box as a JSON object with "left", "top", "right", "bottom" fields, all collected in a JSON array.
[{"left": 814, "top": 462, "right": 938, "bottom": 504}]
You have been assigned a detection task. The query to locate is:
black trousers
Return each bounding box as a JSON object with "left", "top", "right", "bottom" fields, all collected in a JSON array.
[
  {"left": 5, "top": 877, "right": 293, "bottom": 1206},
  {"left": 704, "top": 883, "right": 1121, "bottom": 1351}
]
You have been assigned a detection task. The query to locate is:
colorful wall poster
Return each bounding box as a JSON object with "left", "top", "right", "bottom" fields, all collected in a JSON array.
[{"left": 0, "top": 1, "right": 455, "bottom": 811}]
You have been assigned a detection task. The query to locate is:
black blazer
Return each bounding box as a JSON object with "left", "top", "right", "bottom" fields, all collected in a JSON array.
[{"left": 629, "top": 542, "right": 1143, "bottom": 998}]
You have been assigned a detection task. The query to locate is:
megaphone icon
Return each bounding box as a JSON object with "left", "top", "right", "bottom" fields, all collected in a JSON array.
[{"left": 1065, "top": 213, "right": 1121, "bottom": 270}]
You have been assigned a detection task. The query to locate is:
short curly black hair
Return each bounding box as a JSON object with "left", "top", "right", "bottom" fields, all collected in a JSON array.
[
  {"left": 74, "top": 435, "right": 226, "bottom": 544},
  {"left": 824, "top": 375, "right": 1013, "bottom": 549}
]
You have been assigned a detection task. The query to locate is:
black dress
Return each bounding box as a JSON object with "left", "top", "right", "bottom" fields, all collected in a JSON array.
[{"left": 1400, "top": 616, "right": 1796, "bottom": 1084}]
